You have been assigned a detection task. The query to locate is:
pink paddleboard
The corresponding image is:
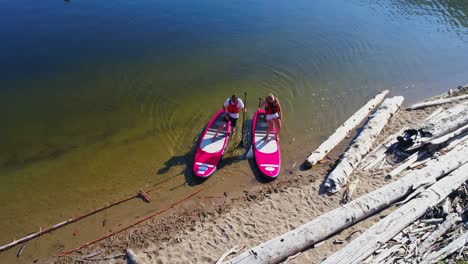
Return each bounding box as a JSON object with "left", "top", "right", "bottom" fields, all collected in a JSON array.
[
  {"left": 193, "top": 109, "right": 231, "bottom": 177},
  {"left": 252, "top": 109, "right": 281, "bottom": 178}
]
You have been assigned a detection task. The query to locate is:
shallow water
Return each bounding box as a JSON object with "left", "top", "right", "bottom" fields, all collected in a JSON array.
[{"left": 0, "top": 0, "right": 467, "bottom": 261}]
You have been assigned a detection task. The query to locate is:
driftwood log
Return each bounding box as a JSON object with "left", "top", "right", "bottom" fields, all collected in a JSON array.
[
  {"left": 223, "top": 142, "right": 468, "bottom": 264},
  {"left": 407, "top": 94, "right": 468, "bottom": 110},
  {"left": 304, "top": 90, "right": 389, "bottom": 168},
  {"left": 322, "top": 162, "right": 468, "bottom": 264},
  {"left": 324, "top": 96, "right": 404, "bottom": 193}
]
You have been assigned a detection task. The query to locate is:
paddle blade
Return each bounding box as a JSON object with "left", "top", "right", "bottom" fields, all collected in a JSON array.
[{"left": 245, "top": 147, "right": 254, "bottom": 159}]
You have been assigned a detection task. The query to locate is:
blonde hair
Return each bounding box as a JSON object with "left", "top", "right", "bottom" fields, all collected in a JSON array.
[{"left": 267, "top": 93, "right": 275, "bottom": 102}]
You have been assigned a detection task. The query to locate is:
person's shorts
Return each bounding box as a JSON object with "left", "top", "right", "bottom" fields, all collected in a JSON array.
[
  {"left": 224, "top": 116, "right": 238, "bottom": 127},
  {"left": 266, "top": 113, "right": 280, "bottom": 121}
]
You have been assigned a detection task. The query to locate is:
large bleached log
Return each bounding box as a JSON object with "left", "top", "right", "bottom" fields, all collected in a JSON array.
[
  {"left": 407, "top": 94, "right": 468, "bottom": 110},
  {"left": 322, "top": 163, "right": 468, "bottom": 264},
  {"left": 417, "top": 213, "right": 460, "bottom": 257},
  {"left": 304, "top": 90, "right": 389, "bottom": 168},
  {"left": 324, "top": 96, "right": 404, "bottom": 193},
  {"left": 223, "top": 142, "right": 468, "bottom": 264},
  {"left": 422, "top": 231, "right": 468, "bottom": 264}
]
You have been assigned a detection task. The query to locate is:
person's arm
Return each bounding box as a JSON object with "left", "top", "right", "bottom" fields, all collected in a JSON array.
[
  {"left": 239, "top": 99, "right": 247, "bottom": 112},
  {"left": 277, "top": 100, "right": 282, "bottom": 119},
  {"left": 223, "top": 100, "right": 229, "bottom": 118}
]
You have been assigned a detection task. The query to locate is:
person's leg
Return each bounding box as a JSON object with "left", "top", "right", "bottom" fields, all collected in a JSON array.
[
  {"left": 273, "top": 118, "right": 281, "bottom": 141},
  {"left": 213, "top": 118, "right": 228, "bottom": 140},
  {"left": 230, "top": 117, "right": 238, "bottom": 137},
  {"left": 265, "top": 119, "right": 273, "bottom": 140}
]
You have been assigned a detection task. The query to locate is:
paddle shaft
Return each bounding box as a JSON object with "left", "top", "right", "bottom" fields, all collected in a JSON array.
[{"left": 240, "top": 92, "right": 247, "bottom": 145}]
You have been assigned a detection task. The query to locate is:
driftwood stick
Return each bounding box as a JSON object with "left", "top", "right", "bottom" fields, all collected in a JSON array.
[
  {"left": 283, "top": 252, "right": 301, "bottom": 264},
  {"left": 216, "top": 245, "right": 241, "bottom": 264},
  {"left": 409, "top": 225, "right": 434, "bottom": 234},
  {"left": 417, "top": 213, "right": 460, "bottom": 256},
  {"left": 420, "top": 218, "right": 444, "bottom": 225},
  {"left": 322, "top": 162, "right": 468, "bottom": 264},
  {"left": 83, "top": 249, "right": 104, "bottom": 259},
  {"left": 126, "top": 249, "right": 146, "bottom": 264},
  {"left": 406, "top": 94, "right": 468, "bottom": 110},
  {"left": 422, "top": 231, "right": 468, "bottom": 264},
  {"left": 341, "top": 178, "right": 360, "bottom": 204},
  {"left": 324, "top": 96, "right": 404, "bottom": 193},
  {"left": 223, "top": 142, "right": 468, "bottom": 264},
  {"left": 84, "top": 253, "right": 126, "bottom": 261},
  {"left": 304, "top": 90, "right": 389, "bottom": 168}
]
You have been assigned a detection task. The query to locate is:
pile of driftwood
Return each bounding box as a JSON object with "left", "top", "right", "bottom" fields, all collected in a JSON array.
[
  {"left": 362, "top": 184, "right": 468, "bottom": 264},
  {"left": 221, "top": 85, "right": 468, "bottom": 264}
]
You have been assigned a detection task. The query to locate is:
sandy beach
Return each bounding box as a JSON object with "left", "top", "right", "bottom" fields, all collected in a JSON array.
[{"left": 46, "top": 88, "right": 468, "bottom": 264}]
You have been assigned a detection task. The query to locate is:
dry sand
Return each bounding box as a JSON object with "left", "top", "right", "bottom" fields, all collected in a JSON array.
[{"left": 53, "top": 91, "right": 467, "bottom": 264}]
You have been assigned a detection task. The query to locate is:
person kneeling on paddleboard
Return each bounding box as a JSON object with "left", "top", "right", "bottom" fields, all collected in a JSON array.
[
  {"left": 260, "top": 93, "right": 282, "bottom": 141},
  {"left": 213, "top": 94, "right": 246, "bottom": 140}
]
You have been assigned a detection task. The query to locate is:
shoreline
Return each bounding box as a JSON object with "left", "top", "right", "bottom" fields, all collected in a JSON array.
[
  {"left": 53, "top": 88, "right": 468, "bottom": 263},
  {"left": 1, "top": 87, "right": 464, "bottom": 264}
]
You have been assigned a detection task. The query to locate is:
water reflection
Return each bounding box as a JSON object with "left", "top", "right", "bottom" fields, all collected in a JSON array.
[{"left": 360, "top": 0, "right": 467, "bottom": 40}]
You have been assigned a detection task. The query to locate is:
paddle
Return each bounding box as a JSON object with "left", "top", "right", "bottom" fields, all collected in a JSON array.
[
  {"left": 245, "top": 97, "right": 263, "bottom": 158},
  {"left": 239, "top": 91, "right": 247, "bottom": 147}
]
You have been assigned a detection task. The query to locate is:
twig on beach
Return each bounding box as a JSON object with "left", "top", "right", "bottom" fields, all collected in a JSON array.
[
  {"left": 81, "top": 253, "right": 126, "bottom": 261},
  {"left": 216, "top": 245, "right": 242, "bottom": 264},
  {"left": 341, "top": 178, "right": 360, "bottom": 204},
  {"left": 83, "top": 249, "right": 104, "bottom": 259},
  {"left": 283, "top": 252, "right": 301, "bottom": 264},
  {"left": 16, "top": 243, "right": 26, "bottom": 257}
]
